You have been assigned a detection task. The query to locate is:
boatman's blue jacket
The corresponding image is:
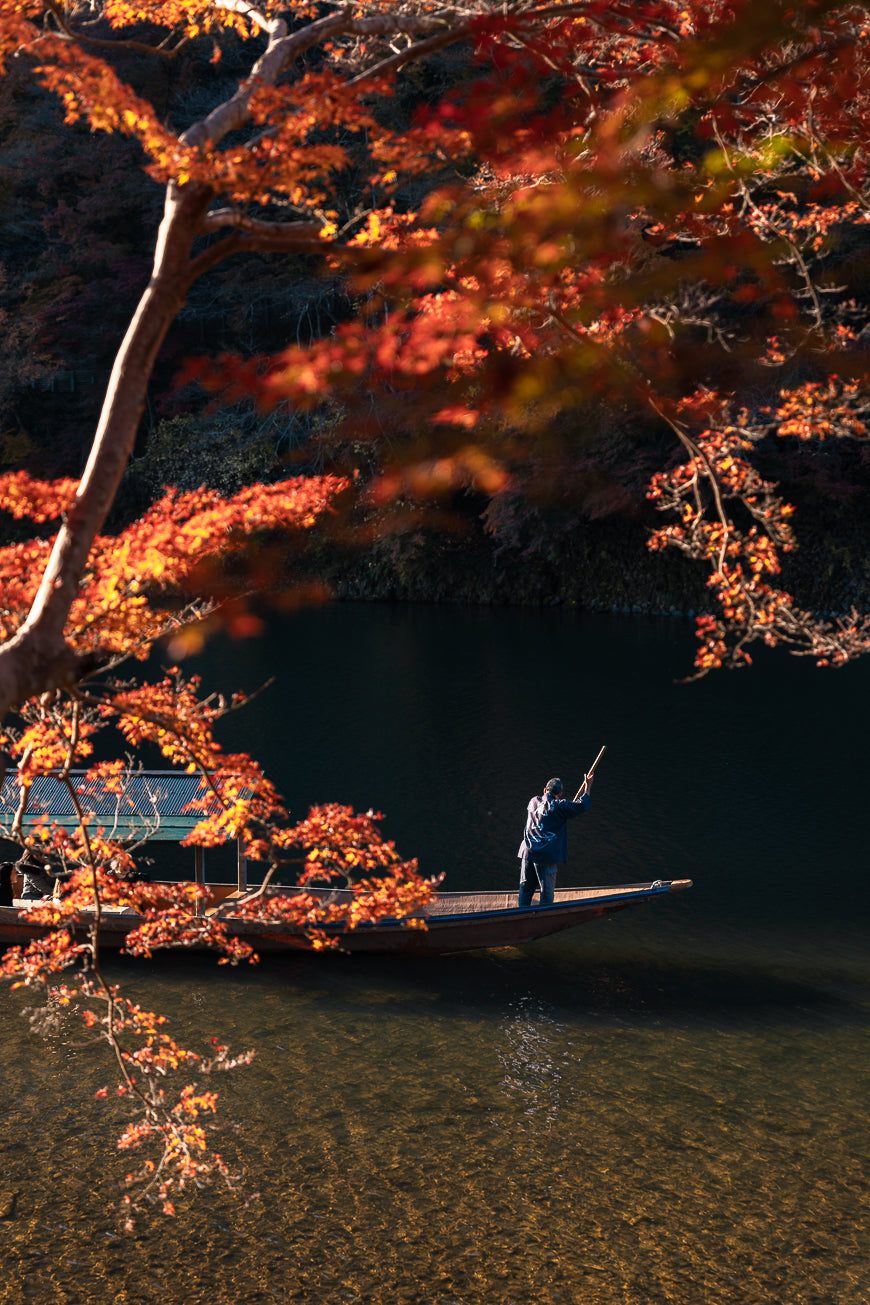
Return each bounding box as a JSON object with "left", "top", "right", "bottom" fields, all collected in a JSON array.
[{"left": 517, "top": 792, "right": 590, "bottom": 867}]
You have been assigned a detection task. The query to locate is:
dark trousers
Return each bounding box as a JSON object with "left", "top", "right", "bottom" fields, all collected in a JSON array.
[{"left": 518, "top": 855, "right": 558, "bottom": 907}]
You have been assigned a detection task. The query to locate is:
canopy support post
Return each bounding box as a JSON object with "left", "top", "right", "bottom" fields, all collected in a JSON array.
[
  {"left": 237, "top": 838, "right": 247, "bottom": 893},
  {"left": 194, "top": 845, "right": 205, "bottom": 916}
]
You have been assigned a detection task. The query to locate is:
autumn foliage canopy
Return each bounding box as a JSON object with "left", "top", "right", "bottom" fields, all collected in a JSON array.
[{"left": 2, "top": 0, "right": 870, "bottom": 1219}]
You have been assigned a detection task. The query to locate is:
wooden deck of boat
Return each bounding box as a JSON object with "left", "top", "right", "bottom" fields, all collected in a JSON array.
[
  {"left": 420, "top": 884, "right": 682, "bottom": 916},
  {"left": 1, "top": 879, "right": 692, "bottom": 955}
]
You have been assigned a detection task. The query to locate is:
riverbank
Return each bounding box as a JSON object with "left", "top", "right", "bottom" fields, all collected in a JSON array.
[
  {"left": 3, "top": 464, "right": 868, "bottom": 623},
  {"left": 321, "top": 500, "right": 870, "bottom": 619}
]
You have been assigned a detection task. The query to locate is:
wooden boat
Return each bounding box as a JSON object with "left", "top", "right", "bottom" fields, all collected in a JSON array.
[{"left": 0, "top": 878, "right": 692, "bottom": 956}]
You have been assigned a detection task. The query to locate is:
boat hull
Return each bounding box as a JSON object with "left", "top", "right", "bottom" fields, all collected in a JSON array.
[{"left": 0, "top": 880, "right": 691, "bottom": 956}]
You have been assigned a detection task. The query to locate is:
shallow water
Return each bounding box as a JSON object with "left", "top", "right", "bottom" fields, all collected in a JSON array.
[{"left": 1, "top": 606, "right": 868, "bottom": 1304}]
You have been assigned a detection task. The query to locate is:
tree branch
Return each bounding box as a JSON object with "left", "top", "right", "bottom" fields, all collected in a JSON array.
[
  {"left": 347, "top": 23, "right": 472, "bottom": 87},
  {"left": 199, "top": 211, "right": 322, "bottom": 238},
  {"left": 649, "top": 398, "right": 733, "bottom": 575},
  {"left": 43, "top": 0, "right": 186, "bottom": 59},
  {"left": 187, "top": 7, "right": 466, "bottom": 152},
  {"left": 188, "top": 227, "right": 331, "bottom": 278}
]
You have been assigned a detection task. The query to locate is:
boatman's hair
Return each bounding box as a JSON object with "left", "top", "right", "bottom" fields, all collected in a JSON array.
[{"left": 544, "top": 777, "right": 563, "bottom": 795}]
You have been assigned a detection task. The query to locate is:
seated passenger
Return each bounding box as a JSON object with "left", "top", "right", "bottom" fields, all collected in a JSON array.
[{"left": 17, "top": 856, "right": 57, "bottom": 903}]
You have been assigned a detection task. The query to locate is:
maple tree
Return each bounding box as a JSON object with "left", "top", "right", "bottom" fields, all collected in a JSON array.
[
  {"left": 191, "top": 0, "right": 870, "bottom": 672},
  {"left": 2, "top": 0, "right": 870, "bottom": 1223}
]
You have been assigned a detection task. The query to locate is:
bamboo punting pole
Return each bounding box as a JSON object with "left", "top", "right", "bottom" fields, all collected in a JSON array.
[{"left": 573, "top": 745, "right": 606, "bottom": 801}]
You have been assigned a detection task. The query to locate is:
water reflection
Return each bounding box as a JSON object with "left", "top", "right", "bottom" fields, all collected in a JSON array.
[
  {"left": 2, "top": 943, "right": 869, "bottom": 1303},
  {"left": 496, "top": 996, "right": 566, "bottom": 1130}
]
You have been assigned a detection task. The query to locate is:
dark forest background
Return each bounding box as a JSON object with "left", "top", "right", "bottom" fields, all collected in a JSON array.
[{"left": 3, "top": 30, "right": 870, "bottom": 619}]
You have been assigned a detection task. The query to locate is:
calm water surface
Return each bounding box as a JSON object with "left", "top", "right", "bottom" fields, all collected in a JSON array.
[{"left": 1, "top": 605, "right": 868, "bottom": 1304}]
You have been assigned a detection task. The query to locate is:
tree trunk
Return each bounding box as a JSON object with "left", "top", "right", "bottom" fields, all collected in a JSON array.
[{"left": 0, "top": 181, "right": 211, "bottom": 719}]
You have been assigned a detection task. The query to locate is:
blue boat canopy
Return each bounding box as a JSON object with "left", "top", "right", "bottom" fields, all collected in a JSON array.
[{"left": 0, "top": 770, "right": 223, "bottom": 842}]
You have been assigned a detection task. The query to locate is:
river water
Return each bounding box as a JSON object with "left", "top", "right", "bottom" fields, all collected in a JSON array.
[{"left": 1, "top": 605, "right": 868, "bottom": 1304}]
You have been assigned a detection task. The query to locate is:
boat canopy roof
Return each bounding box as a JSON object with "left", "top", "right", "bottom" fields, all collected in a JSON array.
[{"left": 0, "top": 770, "right": 222, "bottom": 842}]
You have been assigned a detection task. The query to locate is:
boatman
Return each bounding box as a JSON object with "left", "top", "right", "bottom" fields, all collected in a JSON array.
[{"left": 518, "top": 775, "right": 593, "bottom": 908}]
